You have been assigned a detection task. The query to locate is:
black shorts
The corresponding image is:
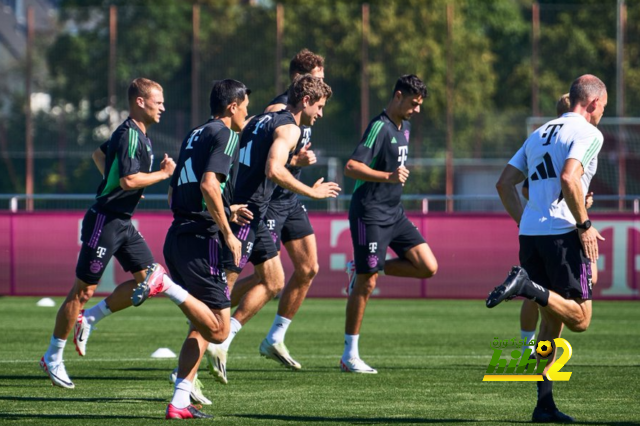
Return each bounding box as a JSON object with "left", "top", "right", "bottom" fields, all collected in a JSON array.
[
  {"left": 519, "top": 231, "right": 592, "bottom": 300},
  {"left": 264, "top": 199, "right": 314, "bottom": 250},
  {"left": 76, "top": 208, "right": 155, "bottom": 284},
  {"left": 349, "top": 214, "right": 426, "bottom": 274},
  {"left": 221, "top": 219, "right": 278, "bottom": 273},
  {"left": 163, "top": 227, "right": 230, "bottom": 310}
]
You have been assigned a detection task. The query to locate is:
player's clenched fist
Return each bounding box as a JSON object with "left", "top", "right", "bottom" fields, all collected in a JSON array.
[
  {"left": 389, "top": 166, "right": 409, "bottom": 184},
  {"left": 160, "top": 153, "right": 176, "bottom": 177}
]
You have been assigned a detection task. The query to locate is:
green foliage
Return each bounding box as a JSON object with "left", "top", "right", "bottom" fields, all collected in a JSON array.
[{"left": 1, "top": 0, "right": 635, "bottom": 196}]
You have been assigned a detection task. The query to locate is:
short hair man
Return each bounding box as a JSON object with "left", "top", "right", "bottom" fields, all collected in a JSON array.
[
  {"left": 205, "top": 75, "right": 340, "bottom": 384},
  {"left": 342, "top": 74, "right": 438, "bottom": 374},
  {"left": 519, "top": 92, "right": 597, "bottom": 355},
  {"left": 487, "top": 74, "right": 607, "bottom": 423},
  {"left": 226, "top": 49, "right": 325, "bottom": 372},
  {"left": 40, "top": 78, "right": 176, "bottom": 389}
]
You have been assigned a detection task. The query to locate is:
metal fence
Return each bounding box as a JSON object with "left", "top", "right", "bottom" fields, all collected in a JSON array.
[{"left": 1, "top": 1, "right": 640, "bottom": 212}]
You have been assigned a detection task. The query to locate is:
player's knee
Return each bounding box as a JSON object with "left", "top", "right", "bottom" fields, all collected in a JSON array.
[
  {"left": 567, "top": 317, "right": 590, "bottom": 333},
  {"left": 72, "top": 280, "right": 96, "bottom": 304},
  {"left": 266, "top": 279, "right": 285, "bottom": 297},
  {"left": 417, "top": 261, "right": 437, "bottom": 278},
  {"left": 296, "top": 262, "right": 319, "bottom": 282},
  {"left": 201, "top": 326, "right": 229, "bottom": 344},
  {"left": 566, "top": 310, "right": 591, "bottom": 333},
  {"left": 354, "top": 276, "right": 377, "bottom": 295}
]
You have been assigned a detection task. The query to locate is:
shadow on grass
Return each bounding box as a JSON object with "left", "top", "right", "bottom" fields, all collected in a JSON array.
[
  {"left": 0, "top": 374, "right": 153, "bottom": 382},
  {"left": 233, "top": 415, "right": 640, "bottom": 425},
  {"left": 0, "top": 395, "right": 164, "bottom": 403},
  {"left": 1, "top": 413, "right": 159, "bottom": 420}
]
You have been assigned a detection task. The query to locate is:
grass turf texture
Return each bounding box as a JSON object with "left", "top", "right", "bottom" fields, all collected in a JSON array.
[{"left": 0, "top": 297, "right": 638, "bottom": 425}]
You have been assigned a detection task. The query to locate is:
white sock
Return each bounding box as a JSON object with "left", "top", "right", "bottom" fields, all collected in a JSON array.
[
  {"left": 84, "top": 300, "right": 112, "bottom": 326},
  {"left": 220, "top": 317, "right": 242, "bottom": 351},
  {"left": 162, "top": 275, "right": 189, "bottom": 305},
  {"left": 171, "top": 378, "right": 192, "bottom": 409},
  {"left": 521, "top": 329, "right": 536, "bottom": 353},
  {"left": 343, "top": 334, "right": 360, "bottom": 360},
  {"left": 45, "top": 336, "right": 66, "bottom": 363},
  {"left": 266, "top": 315, "right": 292, "bottom": 345}
]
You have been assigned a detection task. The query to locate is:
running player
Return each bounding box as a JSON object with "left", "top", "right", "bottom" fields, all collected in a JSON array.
[
  {"left": 519, "top": 93, "right": 597, "bottom": 356},
  {"left": 162, "top": 79, "right": 251, "bottom": 419},
  {"left": 206, "top": 75, "right": 340, "bottom": 384},
  {"left": 487, "top": 74, "right": 607, "bottom": 423},
  {"left": 40, "top": 78, "right": 176, "bottom": 389},
  {"left": 341, "top": 74, "right": 438, "bottom": 374},
  {"left": 226, "top": 48, "right": 325, "bottom": 371}
]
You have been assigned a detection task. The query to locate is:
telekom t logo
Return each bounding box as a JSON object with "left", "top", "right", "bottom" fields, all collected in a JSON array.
[{"left": 593, "top": 220, "right": 640, "bottom": 296}]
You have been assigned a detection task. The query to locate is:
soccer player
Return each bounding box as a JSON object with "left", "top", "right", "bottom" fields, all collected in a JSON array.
[
  {"left": 341, "top": 74, "right": 438, "bottom": 374},
  {"left": 161, "top": 79, "right": 251, "bottom": 419},
  {"left": 206, "top": 75, "right": 340, "bottom": 384},
  {"left": 519, "top": 93, "right": 597, "bottom": 356},
  {"left": 487, "top": 74, "right": 607, "bottom": 423},
  {"left": 225, "top": 48, "right": 325, "bottom": 371},
  {"left": 40, "top": 78, "right": 177, "bottom": 389}
]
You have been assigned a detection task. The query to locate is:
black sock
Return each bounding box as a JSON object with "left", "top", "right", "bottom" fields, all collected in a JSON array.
[
  {"left": 520, "top": 280, "right": 549, "bottom": 307},
  {"left": 536, "top": 376, "right": 556, "bottom": 410}
]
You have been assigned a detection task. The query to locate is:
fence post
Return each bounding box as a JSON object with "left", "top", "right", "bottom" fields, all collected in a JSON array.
[
  {"left": 360, "top": 3, "right": 370, "bottom": 136},
  {"left": 25, "top": 6, "right": 34, "bottom": 212},
  {"left": 617, "top": 0, "right": 626, "bottom": 211},
  {"left": 445, "top": 3, "right": 454, "bottom": 212},
  {"left": 275, "top": 3, "right": 284, "bottom": 94},
  {"left": 531, "top": 2, "right": 539, "bottom": 117},
  {"left": 191, "top": 4, "right": 200, "bottom": 128},
  {"left": 108, "top": 5, "right": 117, "bottom": 129}
]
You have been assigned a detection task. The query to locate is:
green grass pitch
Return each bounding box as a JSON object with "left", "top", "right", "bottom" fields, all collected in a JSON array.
[{"left": 0, "top": 296, "right": 638, "bottom": 425}]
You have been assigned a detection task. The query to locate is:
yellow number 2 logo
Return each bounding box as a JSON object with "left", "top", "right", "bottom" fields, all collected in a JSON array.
[{"left": 546, "top": 338, "right": 573, "bottom": 381}]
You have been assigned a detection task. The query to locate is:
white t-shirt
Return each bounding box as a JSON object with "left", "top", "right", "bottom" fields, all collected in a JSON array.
[{"left": 509, "top": 112, "right": 603, "bottom": 236}]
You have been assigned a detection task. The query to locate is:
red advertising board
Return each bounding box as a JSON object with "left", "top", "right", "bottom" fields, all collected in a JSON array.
[{"left": 1, "top": 212, "right": 638, "bottom": 299}]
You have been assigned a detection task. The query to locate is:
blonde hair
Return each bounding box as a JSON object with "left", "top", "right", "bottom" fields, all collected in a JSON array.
[
  {"left": 556, "top": 93, "right": 570, "bottom": 116},
  {"left": 128, "top": 78, "right": 163, "bottom": 105}
]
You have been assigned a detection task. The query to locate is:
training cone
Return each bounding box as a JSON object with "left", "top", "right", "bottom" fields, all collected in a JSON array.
[
  {"left": 36, "top": 298, "right": 56, "bottom": 307},
  {"left": 151, "top": 348, "right": 177, "bottom": 358}
]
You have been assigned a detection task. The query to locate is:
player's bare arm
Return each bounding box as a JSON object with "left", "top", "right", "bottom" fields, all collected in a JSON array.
[
  {"left": 201, "top": 171, "right": 242, "bottom": 267},
  {"left": 496, "top": 164, "right": 526, "bottom": 225},
  {"left": 120, "top": 153, "right": 176, "bottom": 190},
  {"left": 561, "top": 158, "right": 604, "bottom": 261},
  {"left": 92, "top": 148, "right": 106, "bottom": 176},
  {"left": 344, "top": 159, "right": 409, "bottom": 184},
  {"left": 266, "top": 125, "right": 341, "bottom": 199}
]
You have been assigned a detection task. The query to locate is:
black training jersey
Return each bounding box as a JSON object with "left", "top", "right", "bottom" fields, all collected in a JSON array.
[
  {"left": 267, "top": 90, "right": 288, "bottom": 108},
  {"left": 231, "top": 110, "right": 297, "bottom": 218},
  {"left": 349, "top": 111, "right": 411, "bottom": 225},
  {"left": 170, "top": 119, "right": 239, "bottom": 235},
  {"left": 266, "top": 90, "right": 312, "bottom": 204},
  {"left": 94, "top": 117, "right": 153, "bottom": 217}
]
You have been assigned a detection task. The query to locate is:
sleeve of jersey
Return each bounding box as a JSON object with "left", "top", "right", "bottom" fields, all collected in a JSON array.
[
  {"left": 117, "top": 128, "right": 142, "bottom": 177},
  {"left": 567, "top": 129, "right": 604, "bottom": 169},
  {"left": 350, "top": 120, "right": 385, "bottom": 165},
  {"left": 507, "top": 146, "right": 527, "bottom": 174},
  {"left": 205, "top": 127, "right": 237, "bottom": 181},
  {"left": 99, "top": 141, "right": 108, "bottom": 154}
]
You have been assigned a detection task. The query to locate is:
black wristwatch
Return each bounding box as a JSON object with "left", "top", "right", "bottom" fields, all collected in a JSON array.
[{"left": 576, "top": 220, "right": 592, "bottom": 230}]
